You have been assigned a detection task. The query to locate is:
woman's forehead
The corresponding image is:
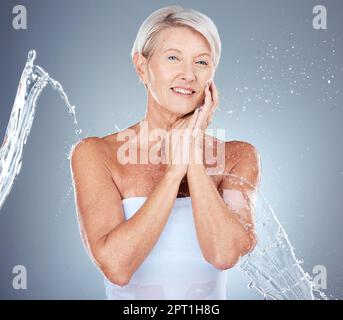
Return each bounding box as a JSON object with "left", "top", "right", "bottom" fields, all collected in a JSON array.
[{"left": 157, "top": 27, "right": 211, "bottom": 54}]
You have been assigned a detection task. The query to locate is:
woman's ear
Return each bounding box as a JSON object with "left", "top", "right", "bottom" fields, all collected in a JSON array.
[{"left": 133, "top": 52, "right": 148, "bottom": 86}]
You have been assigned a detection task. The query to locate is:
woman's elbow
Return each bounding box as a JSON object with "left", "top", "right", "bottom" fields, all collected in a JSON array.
[
  {"left": 212, "top": 234, "right": 257, "bottom": 270},
  {"left": 244, "top": 230, "right": 257, "bottom": 255},
  {"left": 212, "top": 251, "right": 240, "bottom": 271},
  {"left": 93, "top": 246, "right": 132, "bottom": 287},
  {"left": 102, "top": 264, "right": 131, "bottom": 287}
]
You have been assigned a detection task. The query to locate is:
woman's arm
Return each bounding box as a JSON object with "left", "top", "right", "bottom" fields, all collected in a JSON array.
[
  {"left": 70, "top": 137, "right": 182, "bottom": 286},
  {"left": 187, "top": 141, "right": 261, "bottom": 270},
  {"left": 184, "top": 81, "right": 260, "bottom": 270}
]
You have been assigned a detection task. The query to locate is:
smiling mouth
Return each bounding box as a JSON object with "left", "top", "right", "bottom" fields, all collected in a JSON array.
[{"left": 170, "top": 87, "right": 196, "bottom": 96}]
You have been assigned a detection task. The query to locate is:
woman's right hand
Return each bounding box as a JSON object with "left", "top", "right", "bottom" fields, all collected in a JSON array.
[{"left": 163, "top": 108, "right": 200, "bottom": 180}]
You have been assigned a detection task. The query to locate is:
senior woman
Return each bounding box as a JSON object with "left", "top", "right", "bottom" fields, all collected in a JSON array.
[{"left": 71, "top": 5, "right": 261, "bottom": 300}]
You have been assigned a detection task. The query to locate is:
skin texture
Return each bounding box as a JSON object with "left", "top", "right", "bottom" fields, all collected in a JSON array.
[{"left": 70, "top": 26, "right": 261, "bottom": 286}]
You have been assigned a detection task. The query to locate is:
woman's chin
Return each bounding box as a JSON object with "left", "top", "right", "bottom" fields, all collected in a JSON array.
[
  {"left": 167, "top": 105, "right": 197, "bottom": 116},
  {"left": 161, "top": 96, "right": 199, "bottom": 115}
]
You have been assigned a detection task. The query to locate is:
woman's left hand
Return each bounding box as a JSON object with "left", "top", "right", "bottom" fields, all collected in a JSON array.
[{"left": 190, "top": 80, "right": 219, "bottom": 161}]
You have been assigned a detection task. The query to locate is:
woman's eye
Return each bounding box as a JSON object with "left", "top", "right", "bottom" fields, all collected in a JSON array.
[
  {"left": 197, "top": 60, "right": 209, "bottom": 66},
  {"left": 168, "top": 56, "right": 178, "bottom": 61}
]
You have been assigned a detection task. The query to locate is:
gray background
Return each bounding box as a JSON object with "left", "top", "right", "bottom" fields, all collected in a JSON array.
[{"left": 0, "top": 0, "right": 342, "bottom": 299}]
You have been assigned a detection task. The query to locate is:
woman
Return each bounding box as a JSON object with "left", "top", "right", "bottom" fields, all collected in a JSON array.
[{"left": 71, "top": 5, "right": 261, "bottom": 300}]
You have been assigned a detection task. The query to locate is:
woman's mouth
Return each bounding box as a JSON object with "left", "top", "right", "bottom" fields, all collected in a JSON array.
[{"left": 171, "top": 87, "right": 196, "bottom": 98}]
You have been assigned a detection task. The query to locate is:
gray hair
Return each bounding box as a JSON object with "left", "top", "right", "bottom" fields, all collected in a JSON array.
[{"left": 131, "top": 5, "right": 221, "bottom": 69}]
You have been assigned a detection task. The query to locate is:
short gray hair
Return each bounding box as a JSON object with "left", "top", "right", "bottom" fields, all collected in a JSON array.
[{"left": 131, "top": 5, "right": 221, "bottom": 69}]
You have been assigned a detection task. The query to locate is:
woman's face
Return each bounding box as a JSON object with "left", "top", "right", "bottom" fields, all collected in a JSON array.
[{"left": 141, "top": 26, "right": 215, "bottom": 116}]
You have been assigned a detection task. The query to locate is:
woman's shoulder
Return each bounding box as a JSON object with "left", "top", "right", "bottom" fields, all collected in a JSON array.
[
  {"left": 70, "top": 136, "right": 115, "bottom": 169},
  {"left": 204, "top": 135, "right": 259, "bottom": 172},
  {"left": 205, "top": 134, "right": 258, "bottom": 155},
  {"left": 225, "top": 139, "right": 258, "bottom": 154},
  {"left": 71, "top": 136, "right": 108, "bottom": 155},
  {"left": 224, "top": 139, "right": 260, "bottom": 166},
  {"left": 71, "top": 130, "right": 126, "bottom": 154},
  {"left": 222, "top": 139, "right": 261, "bottom": 180}
]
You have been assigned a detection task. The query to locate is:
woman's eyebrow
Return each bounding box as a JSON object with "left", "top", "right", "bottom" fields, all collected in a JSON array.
[
  {"left": 163, "top": 48, "right": 211, "bottom": 57},
  {"left": 163, "top": 48, "right": 182, "bottom": 53}
]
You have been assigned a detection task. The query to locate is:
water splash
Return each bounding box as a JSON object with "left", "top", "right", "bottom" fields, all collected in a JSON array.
[
  {"left": 221, "top": 173, "right": 328, "bottom": 300},
  {"left": 0, "top": 50, "right": 80, "bottom": 211}
]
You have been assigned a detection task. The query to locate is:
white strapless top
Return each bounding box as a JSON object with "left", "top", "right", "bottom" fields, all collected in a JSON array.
[{"left": 104, "top": 197, "right": 228, "bottom": 300}]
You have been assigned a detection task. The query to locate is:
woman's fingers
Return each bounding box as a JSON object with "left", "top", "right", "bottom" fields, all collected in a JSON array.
[
  {"left": 195, "top": 83, "right": 212, "bottom": 130},
  {"left": 209, "top": 81, "right": 219, "bottom": 113},
  {"left": 203, "top": 82, "right": 212, "bottom": 110},
  {"left": 203, "top": 81, "right": 219, "bottom": 127},
  {"left": 188, "top": 107, "right": 199, "bottom": 130}
]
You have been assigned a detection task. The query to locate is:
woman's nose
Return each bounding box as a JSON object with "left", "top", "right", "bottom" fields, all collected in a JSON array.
[{"left": 180, "top": 64, "right": 196, "bottom": 81}]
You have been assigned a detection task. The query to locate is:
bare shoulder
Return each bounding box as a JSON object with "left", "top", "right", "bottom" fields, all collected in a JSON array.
[
  {"left": 70, "top": 136, "right": 109, "bottom": 162},
  {"left": 70, "top": 136, "right": 121, "bottom": 178},
  {"left": 211, "top": 138, "right": 261, "bottom": 187},
  {"left": 204, "top": 135, "right": 259, "bottom": 167},
  {"left": 225, "top": 140, "right": 260, "bottom": 161},
  {"left": 223, "top": 140, "right": 261, "bottom": 189}
]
